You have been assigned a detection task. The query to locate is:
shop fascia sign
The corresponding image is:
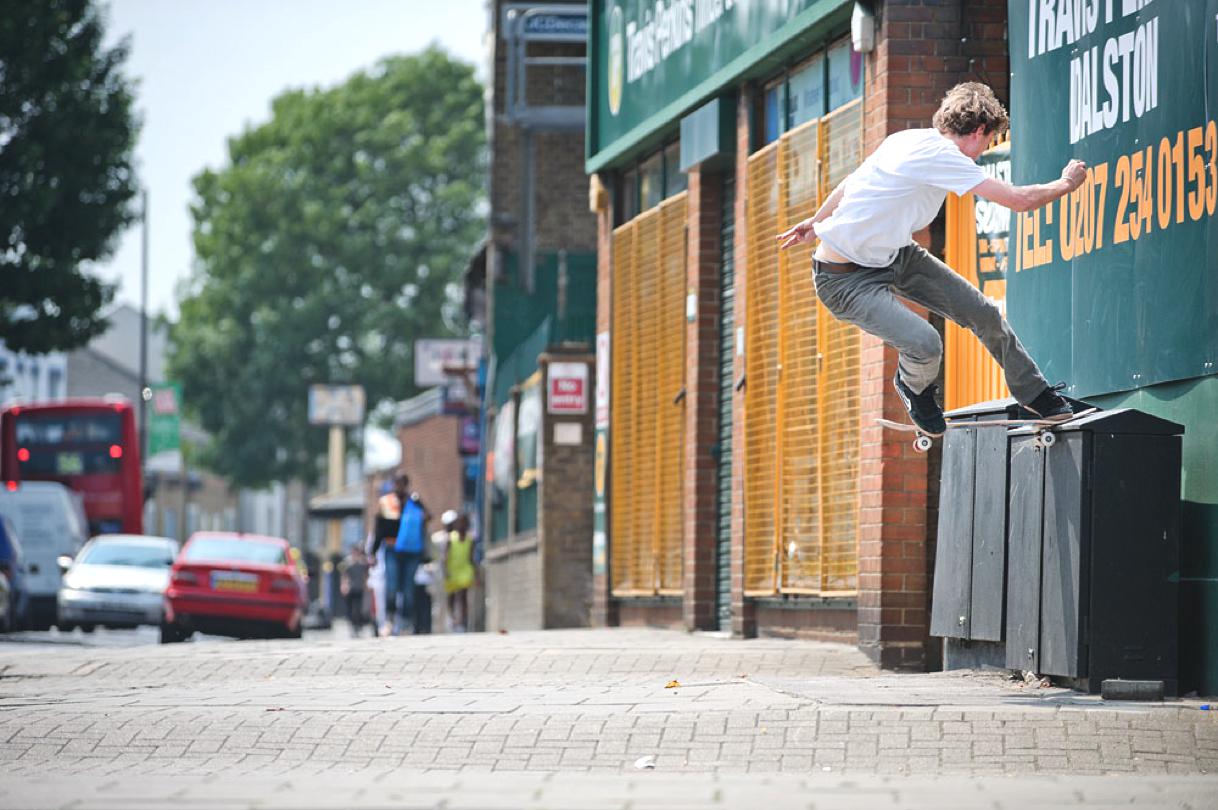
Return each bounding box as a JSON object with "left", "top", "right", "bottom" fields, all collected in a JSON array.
[
  {"left": 604, "top": 0, "right": 738, "bottom": 121},
  {"left": 591, "top": 0, "right": 836, "bottom": 171}
]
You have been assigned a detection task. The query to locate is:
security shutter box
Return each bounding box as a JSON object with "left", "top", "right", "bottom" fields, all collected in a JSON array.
[{"left": 1004, "top": 408, "right": 1183, "bottom": 694}]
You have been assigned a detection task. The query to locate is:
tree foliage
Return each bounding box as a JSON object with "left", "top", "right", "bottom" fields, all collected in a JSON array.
[
  {"left": 0, "top": 0, "right": 139, "bottom": 353},
  {"left": 171, "top": 49, "right": 486, "bottom": 488}
]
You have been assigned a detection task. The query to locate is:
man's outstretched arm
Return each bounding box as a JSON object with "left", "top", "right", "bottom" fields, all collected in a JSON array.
[
  {"left": 973, "top": 158, "right": 1087, "bottom": 212},
  {"left": 777, "top": 180, "right": 847, "bottom": 248}
]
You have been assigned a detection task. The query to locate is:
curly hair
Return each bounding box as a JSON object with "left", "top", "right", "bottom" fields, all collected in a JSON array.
[{"left": 932, "top": 82, "right": 1009, "bottom": 138}]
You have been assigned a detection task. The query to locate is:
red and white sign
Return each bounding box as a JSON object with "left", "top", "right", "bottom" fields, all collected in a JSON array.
[{"left": 547, "top": 362, "right": 588, "bottom": 414}]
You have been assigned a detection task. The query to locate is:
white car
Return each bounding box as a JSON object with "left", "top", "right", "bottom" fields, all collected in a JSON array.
[{"left": 57, "top": 535, "right": 178, "bottom": 631}]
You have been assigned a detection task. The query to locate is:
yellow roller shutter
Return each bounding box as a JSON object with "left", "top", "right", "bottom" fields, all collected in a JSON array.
[
  {"left": 944, "top": 136, "right": 1011, "bottom": 410},
  {"left": 610, "top": 193, "right": 688, "bottom": 596},
  {"left": 743, "top": 99, "right": 863, "bottom": 598}
]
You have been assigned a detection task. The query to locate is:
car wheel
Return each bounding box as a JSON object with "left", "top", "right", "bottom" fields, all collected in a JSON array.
[
  {"left": 159, "top": 623, "right": 185, "bottom": 644},
  {"left": 58, "top": 623, "right": 76, "bottom": 634},
  {"left": 80, "top": 624, "right": 96, "bottom": 634}
]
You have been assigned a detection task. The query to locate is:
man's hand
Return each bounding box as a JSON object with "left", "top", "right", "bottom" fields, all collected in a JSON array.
[
  {"left": 777, "top": 217, "right": 817, "bottom": 249},
  {"left": 1061, "top": 159, "right": 1088, "bottom": 190}
]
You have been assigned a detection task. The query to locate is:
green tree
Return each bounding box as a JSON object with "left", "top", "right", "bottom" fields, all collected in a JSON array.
[
  {"left": 0, "top": 0, "right": 139, "bottom": 353},
  {"left": 171, "top": 49, "right": 485, "bottom": 488}
]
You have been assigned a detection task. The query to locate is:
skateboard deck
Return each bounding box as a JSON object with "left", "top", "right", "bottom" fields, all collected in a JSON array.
[{"left": 876, "top": 408, "right": 1098, "bottom": 453}]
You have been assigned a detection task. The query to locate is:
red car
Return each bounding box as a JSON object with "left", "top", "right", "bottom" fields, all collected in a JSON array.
[{"left": 162, "top": 532, "right": 307, "bottom": 643}]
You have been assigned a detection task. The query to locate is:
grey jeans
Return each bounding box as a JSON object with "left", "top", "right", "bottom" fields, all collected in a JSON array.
[{"left": 812, "top": 244, "right": 1048, "bottom": 405}]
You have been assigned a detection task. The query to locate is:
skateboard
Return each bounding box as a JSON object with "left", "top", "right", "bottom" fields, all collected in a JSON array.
[{"left": 876, "top": 408, "right": 1099, "bottom": 454}]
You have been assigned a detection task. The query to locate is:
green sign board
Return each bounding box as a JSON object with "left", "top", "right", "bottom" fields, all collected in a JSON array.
[
  {"left": 147, "top": 382, "right": 182, "bottom": 471},
  {"left": 587, "top": 0, "right": 850, "bottom": 172},
  {"left": 1007, "top": 1, "right": 1218, "bottom": 396}
]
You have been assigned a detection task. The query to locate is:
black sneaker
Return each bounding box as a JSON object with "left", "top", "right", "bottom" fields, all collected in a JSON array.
[
  {"left": 1026, "top": 383, "right": 1073, "bottom": 420},
  {"left": 893, "top": 373, "right": 946, "bottom": 435}
]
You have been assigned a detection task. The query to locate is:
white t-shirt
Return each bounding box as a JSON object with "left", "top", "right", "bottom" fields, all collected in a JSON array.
[{"left": 815, "top": 128, "right": 987, "bottom": 268}]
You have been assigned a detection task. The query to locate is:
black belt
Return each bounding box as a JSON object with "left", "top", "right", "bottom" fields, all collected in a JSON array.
[{"left": 814, "top": 258, "right": 858, "bottom": 274}]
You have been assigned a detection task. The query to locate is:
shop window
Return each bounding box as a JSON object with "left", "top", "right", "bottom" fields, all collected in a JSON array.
[
  {"left": 663, "top": 141, "right": 687, "bottom": 197},
  {"left": 758, "top": 36, "right": 862, "bottom": 154},
  {"left": 827, "top": 39, "right": 864, "bottom": 111},
  {"left": 619, "top": 170, "right": 639, "bottom": 222},
  {"left": 639, "top": 151, "right": 665, "bottom": 211},
  {"left": 615, "top": 140, "right": 687, "bottom": 225},
  {"left": 787, "top": 54, "right": 825, "bottom": 131},
  {"left": 763, "top": 80, "right": 783, "bottom": 145}
]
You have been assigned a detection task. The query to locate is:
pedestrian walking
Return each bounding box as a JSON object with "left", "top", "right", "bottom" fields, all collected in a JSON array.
[
  {"left": 372, "top": 473, "right": 429, "bottom": 636},
  {"left": 778, "top": 82, "right": 1083, "bottom": 435},
  {"left": 365, "top": 475, "right": 423, "bottom": 638},
  {"left": 369, "top": 475, "right": 408, "bottom": 637},
  {"left": 412, "top": 547, "right": 434, "bottom": 635},
  {"left": 364, "top": 530, "right": 385, "bottom": 636},
  {"left": 444, "top": 513, "right": 475, "bottom": 633},
  {"left": 338, "top": 545, "right": 370, "bottom": 637}
]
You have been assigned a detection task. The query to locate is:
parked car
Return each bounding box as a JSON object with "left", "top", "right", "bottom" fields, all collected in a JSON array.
[
  {"left": 0, "top": 515, "right": 28, "bottom": 632},
  {"left": 57, "top": 535, "right": 178, "bottom": 632},
  {"left": 0, "top": 482, "right": 88, "bottom": 629},
  {"left": 162, "top": 532, "right": 307, "bottom": 643}
]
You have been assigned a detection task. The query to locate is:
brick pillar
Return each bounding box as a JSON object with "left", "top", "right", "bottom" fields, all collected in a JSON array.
[
  {"left": 855, "top": 0, "right": 1010, "bottom": 669},
  {"left": 591, "top": 174, "right": 617, "bottom": 628},
  {"left": 730, "top": 87, "right": 757, "bottom": 639},
  {"left": 682, "top": 168, "right": 722, "bottom": 631}
]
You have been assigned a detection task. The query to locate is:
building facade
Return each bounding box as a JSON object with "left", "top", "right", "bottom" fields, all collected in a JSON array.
[
  {"left": 586, "top": 0, "right": 1014, "bottom": 669},
  {"left": 585, "top": 0, "right": 1216, "bottom": 694},
  {"left": 0, "top": 342, "right": 67, "bottom": 406},
  {"left": 473, "top": 0, "right": 600, "bottom": 630}
]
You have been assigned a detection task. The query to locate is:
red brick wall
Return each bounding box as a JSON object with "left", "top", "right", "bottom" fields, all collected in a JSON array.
[
  {"left": 617, "top": 600, "right": 683, "bottom": 629},
  {"left": 681, "top": 168, "right": 722, "bottom": 631},
  {"left": 396, "top": 415, "right": 464, "bottom": 536},
  {"left": 855, "top": 0, "right": 1010, "bottom": 670},
  {"left": 489, "top": 0, "right": 596, "bottom": 256}
]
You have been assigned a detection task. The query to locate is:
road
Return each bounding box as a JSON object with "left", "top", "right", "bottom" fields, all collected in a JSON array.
[
  {"left": 0, "top": 621, "right": 351, "bottom": 651},
  {"left": 0, "top": 628, "right": 1215, "bottom": 809}
]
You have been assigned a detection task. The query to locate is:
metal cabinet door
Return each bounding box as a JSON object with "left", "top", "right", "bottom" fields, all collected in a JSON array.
[
  {"left": 931, "top": 428, "right": 976, "bottom": 638},
  {"left": 968, "top": 426, "right": 1009, "bottom": 641},
  {"left": 1005, "top": 435, "right": 1044, "bottom": 672},
  {"left": 1038, "top": 433, "right": 1087, "bottom": 678}
]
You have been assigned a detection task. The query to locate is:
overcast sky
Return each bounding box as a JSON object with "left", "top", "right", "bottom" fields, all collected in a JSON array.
[
  {"left": 95, "top": 0, "right": 488, "bottom": 469},
  {"left": 98, "top": 0, "right": 488, "bottom": 319}
]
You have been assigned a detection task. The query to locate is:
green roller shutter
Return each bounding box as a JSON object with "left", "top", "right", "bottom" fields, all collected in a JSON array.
[{"left": 715, "top": 172, "right": 736, "bottom": 630}]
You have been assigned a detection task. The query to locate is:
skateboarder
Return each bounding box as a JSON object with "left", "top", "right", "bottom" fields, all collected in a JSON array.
[{"left": 778, "top": 82, "right": 1085, "bottom": 435}]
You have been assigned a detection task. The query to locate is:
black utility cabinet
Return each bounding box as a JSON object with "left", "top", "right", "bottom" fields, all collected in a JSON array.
[{"left": 1005, "top": 408, "right": 1183, "bottom": 694}]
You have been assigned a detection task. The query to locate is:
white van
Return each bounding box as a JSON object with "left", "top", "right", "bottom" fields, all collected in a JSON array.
[{"left": 0, "top": 482, "right": 89, "bottom": 629}]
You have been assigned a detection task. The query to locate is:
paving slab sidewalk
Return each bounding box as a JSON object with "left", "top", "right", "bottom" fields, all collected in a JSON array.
[{"left": 0, "top": 628, "right": 1215, "bottom": 809}]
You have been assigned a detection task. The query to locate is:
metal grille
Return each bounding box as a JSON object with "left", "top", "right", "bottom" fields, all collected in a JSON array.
[
  {"left": 743, "top": 100, "right": 863, "bottom": 597},
  {"left": 610, "top": 193, "right": 688, "bottom": 596},
  {"left": 943, "top": 152, "right": 1011, "bottom": 411}
]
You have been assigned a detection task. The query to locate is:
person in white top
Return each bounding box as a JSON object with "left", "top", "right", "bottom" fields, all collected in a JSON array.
[{"left": 778, "top": 82, "right": 1086, "bottom": 435}]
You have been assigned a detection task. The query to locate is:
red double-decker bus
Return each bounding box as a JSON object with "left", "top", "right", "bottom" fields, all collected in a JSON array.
[{"left": 1, "top": 398, "right": 144, "bottom": 535}]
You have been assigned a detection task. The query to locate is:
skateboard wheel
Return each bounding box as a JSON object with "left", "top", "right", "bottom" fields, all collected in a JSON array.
[
  {"left": 1040, "top": 431, "right": 1057, "bottom": 447},
  {"left": 913, "top": 436, "right": 933, "bottom": 453}
]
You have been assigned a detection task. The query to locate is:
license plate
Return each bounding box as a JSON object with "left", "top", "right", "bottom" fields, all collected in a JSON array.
[
  {"left": 211, "top": 571, "right": 259, "bottom": 593},
  {"left": 57, "top": 452, "right": 84, "bottom": 475}
]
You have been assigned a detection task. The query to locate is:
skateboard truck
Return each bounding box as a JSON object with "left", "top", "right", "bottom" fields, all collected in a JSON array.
[{"left": 876, "top": 408, "right": 1098, "bottom": 454}]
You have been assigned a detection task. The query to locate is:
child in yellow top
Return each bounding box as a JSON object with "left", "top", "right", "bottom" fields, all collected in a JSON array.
[{"left": 443, "top": 513, "right": 475, "bottom": 633}]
